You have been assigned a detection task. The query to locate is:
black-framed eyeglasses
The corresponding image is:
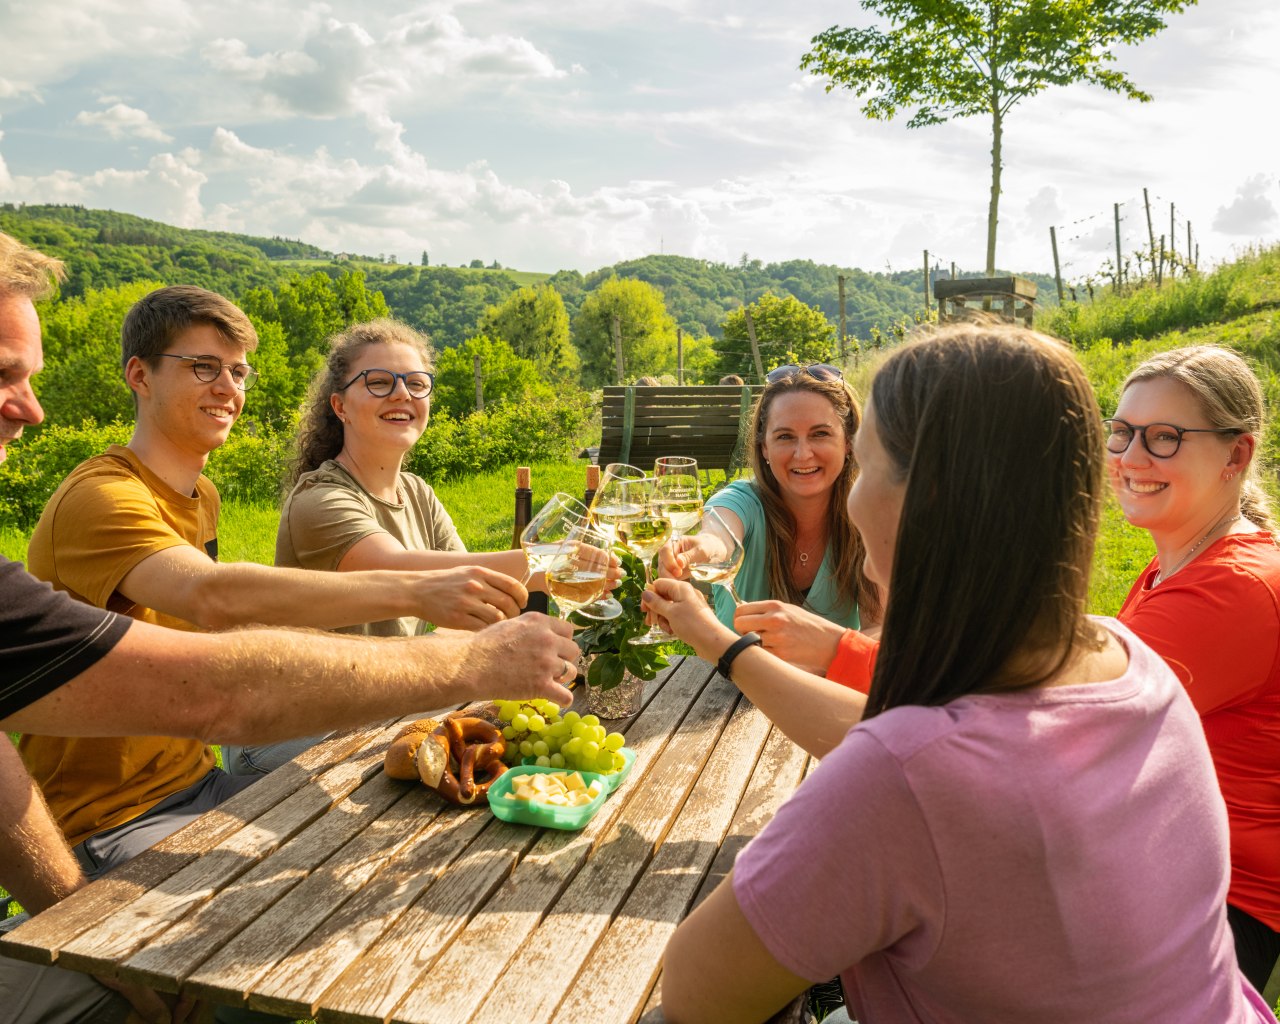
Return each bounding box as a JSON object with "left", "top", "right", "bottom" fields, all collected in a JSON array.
[
  {"left": 339, "top": 369, "right": 434, "bottom": 399},
  {"left": 1102, "top": 418, "right": 1242, "bottom": 459},
  {"left": 766, "top": 363, "right": 843, "bottom": 384},
  {"left": 157, "top": 353, "right": 258, "bottom": 391}
]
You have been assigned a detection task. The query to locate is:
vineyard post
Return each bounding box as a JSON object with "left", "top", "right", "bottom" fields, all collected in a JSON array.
[
  {"left": 1187, "top": 222, "right": 1193, "bottom": 271},
  {"left": 676, "top": 327, "right": 684, "bottom": 385},
  {"left": 743, "top": 308, "right": 765, "bottom": 382},
  {"left": 1050, "top": 226, "right": 1064, "bottom": 304},
  {"left": 473, "top": 355, "right": 484, "bottom": 412},
  {"left": 612, "top": 314, "right": 625, "bottom": 384},
  {"left": 922, "top": 249, "right": 931, "bottom": 313},
  {"left": 1158, "top": 234, "right": 1166, "bottom": 286},
  {"left": 837, "top": 274, "right": 847, "bottom": 361},
  {"left": 1170, "top": 203, "right": 1176, "bottom": 277},
  {"left": 1143, "top": 188, "right": 1157, "bottom": 287},
  {"left": 1114, "top": 204, "right": 1123, "bottom": 295}
]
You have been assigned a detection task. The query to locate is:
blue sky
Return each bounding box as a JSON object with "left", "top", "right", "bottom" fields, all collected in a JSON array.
[{"left": 1, "top": 0, "right": 1276, "bottom": 281}]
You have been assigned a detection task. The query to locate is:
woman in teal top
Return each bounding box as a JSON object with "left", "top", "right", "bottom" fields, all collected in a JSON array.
[{"left": 663, "top": 364, "right": 880, "bottom": 674}]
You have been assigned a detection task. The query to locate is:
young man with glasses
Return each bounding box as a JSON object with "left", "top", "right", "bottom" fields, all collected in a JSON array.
[
  {"left": 17, "top": 284, "right": 539, "bottom": 893},
  {"left": 0, "top": 238, "right": 580, "bottom": 1021}
]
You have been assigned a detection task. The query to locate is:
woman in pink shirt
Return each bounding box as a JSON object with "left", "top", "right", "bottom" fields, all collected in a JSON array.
[{"left": 646, "top": 324, "right": 1270, "bottom": 1023}]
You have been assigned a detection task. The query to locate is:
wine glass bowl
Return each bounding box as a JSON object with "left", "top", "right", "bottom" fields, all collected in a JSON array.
[{"left": 686, "top": 507, "right": 745, "bottom": 606}]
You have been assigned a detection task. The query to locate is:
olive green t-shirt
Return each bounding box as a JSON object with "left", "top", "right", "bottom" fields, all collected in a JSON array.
[{"left": 275, "top": 460, "right": 465, "bottom": 636}]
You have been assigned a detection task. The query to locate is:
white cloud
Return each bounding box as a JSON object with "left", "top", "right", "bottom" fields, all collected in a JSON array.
[
  {"left": 74, "top": 103, "right": 173, "bottom": 143},
  {"left": 1213, "top": 175, "right": 1279, "bottom": 236}
]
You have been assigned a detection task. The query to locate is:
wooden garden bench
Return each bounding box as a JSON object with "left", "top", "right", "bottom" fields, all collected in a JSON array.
[{"left": 596, "top": 385, "right": 763, "bottom": 474}]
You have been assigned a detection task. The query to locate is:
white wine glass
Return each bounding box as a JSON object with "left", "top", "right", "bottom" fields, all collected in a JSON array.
[
  {"left": 652, "top": 457, "right": 703, "bottom": 539},
  {"left": 546, "top": 523, "right": 621, "bottom": 623},
  {"left": 590, "top": 463, "right": 647, "bottom": 542},
  {"left": 520, "top": 493, "right": 588, "bottom": 583},
  {"left": 686, "top": 507, "right": 745, "bottom": 606},
  {"left": 616, "top": 477, "right": 676, "bottom": 645}
]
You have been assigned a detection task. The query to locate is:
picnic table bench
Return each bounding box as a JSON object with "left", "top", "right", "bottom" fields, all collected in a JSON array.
[
  {"left": 0, "top": 655, "right": 812, "bottom": 1023},
  {"left": 596, "top": 385, "right": 763, "bottom": 474}
]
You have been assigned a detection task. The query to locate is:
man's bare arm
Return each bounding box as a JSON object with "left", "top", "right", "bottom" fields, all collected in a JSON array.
[
  {"left": 118, "top": 545, "right": 527, "bottom": 631},
  {"left": 0, "top": 740, "right": 85, "bottom": 914},
  {"left": 1, "top": 613, "right": 580, "bottom": 742}
]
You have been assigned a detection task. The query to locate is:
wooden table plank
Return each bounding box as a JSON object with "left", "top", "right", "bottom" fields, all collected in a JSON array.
[
  {"left": 244, "top": 797, "right": 497, "bottom": 1019},
  {"left": 120, "top": 767, "right": 411, "bottom": 991},
  {"left": 568, "top": 686, "right": 773, "bottom": 1022},
  {"left": 183, "top": 784, "right": 450, "bottom": 1007},
  {"left": 467, "top": 669, "right": 742, "bottom": 1024},
  {"left": 389, "top": 657, "right": 717, "bottom": 1024},
  {"left": 637, "top": 721, "right": 811, "bottom": 1023},
  {"left": 0, "top": 720, "right": 397, "bottom": 967},
  {"left": 56, "top": 732, "right": 398, "bottom": 977}
]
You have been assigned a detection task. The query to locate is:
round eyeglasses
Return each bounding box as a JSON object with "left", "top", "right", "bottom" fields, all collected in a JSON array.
[
  {"left": 1102, "top": 418, "right": 1242, "bottom": 459},
  {"left": 765, "top": 363, "right": 843, "bottom": 384},
  {"left": 339, "top": 369, "right": 434, "bottom": 399},
  {"left": 157, "top": 353, "right": 259, "bottom": 391}
]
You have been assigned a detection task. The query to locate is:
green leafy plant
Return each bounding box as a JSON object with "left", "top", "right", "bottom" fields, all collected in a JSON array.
[{"left": 572, "top": 547, "right": 668, "bottom": 690}]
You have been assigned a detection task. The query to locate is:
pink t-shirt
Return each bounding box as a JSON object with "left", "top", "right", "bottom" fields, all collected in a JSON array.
[{"left": 734, "top": 619, "right": 1272, "bottom": 1023}]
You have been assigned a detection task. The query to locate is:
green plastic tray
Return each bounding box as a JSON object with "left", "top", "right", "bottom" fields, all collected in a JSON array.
[{"left": 488, "top": 765, "right": 608, "bottom": 830}]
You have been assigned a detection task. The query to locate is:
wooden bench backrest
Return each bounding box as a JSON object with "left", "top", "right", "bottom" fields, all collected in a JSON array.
[{"left": 597, "top": 385, "right": 763, "bottom": 472}]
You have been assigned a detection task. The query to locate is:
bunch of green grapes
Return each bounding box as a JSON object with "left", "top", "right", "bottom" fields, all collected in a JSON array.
[{"left": 492, "top": 699, "right": 627, "bottom": 774}]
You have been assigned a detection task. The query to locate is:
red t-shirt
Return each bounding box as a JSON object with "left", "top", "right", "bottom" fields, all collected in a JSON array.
[
  {"left": 826, "top": 533, "right": 1280, "bottom": 930},
  {"left": 1118, "top": 533, "right": 1280, "bottom": 931}
]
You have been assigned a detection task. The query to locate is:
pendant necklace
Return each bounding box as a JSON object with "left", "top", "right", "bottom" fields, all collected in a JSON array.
[{"left": 1155, "top": 514, "right": 1242, "bottom": 584}]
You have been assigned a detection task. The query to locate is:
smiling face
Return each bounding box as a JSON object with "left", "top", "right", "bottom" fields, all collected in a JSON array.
[
  {"left": 128, "top": 321, "right": 245, "bottom": 459},
  {"left": 846, "top": 400, "right": 905, "bottom": 589},
  {"left": 1108, "top": 376, "right": 1249, "bottom": 537},
  {"left": 758, "top": 390, "right": 849, "bottom": 505},
  {"left": 0, "top": 292, "right": 45, "bottom": 463},
  {"left": 330, "top": 342, "right": 431, "bottom": 456}
]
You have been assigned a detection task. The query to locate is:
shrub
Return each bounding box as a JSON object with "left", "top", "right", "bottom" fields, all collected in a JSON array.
[
  {"left": 205, "top": 427, "right": 294, "bottom": 505},
  {"left": 404, "top": 392, "right": 593, "bottom": 482},
  {"left": 0, "top": 420, "right": 132, "bottom": 528}
]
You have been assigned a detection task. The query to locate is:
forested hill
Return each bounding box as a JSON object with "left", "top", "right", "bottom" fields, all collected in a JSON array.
[{"left": 0, "top": 202, "right": 1052, "bottom": 348}]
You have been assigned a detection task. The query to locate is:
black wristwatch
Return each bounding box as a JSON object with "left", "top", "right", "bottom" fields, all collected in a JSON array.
[{"left": 716, "top": 632, "right": 763, "bottom": 680}]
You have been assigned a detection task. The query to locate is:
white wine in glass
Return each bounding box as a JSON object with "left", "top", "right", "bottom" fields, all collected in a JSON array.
[
  {"left": 687, "top": 507, "right": 746, "bottom": 606},
  {"left": 653, "top": 457, "right": 703, "bottom": 537},
  {"left": 620, "top": 506, "right": 675, "bottom": 645},
  {"left": 546, "top": 524, "right": 620, "bottom": 622}
]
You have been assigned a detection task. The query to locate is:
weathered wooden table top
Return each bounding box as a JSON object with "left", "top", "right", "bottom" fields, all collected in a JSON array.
[{"left": 1, "top": 655, "right": 811, "bottom": 1023}]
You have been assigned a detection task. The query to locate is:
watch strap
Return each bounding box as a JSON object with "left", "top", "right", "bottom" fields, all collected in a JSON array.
[{"left": 716, "top": 631, "right": 763, "bottom": 680}]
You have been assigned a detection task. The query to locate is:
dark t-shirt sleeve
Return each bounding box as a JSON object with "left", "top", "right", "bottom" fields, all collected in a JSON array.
[{"left": 0, "top": 558, "right": 132, "bottom": 719}]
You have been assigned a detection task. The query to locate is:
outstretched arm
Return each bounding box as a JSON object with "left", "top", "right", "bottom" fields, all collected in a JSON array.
[
  {"left": 2, "top": 612, "right": 580, "bottom": 742},
  {"left": 643, "top": 579, "right": 865, "bottom": 758},
  {"left": 119, "top": 545, "right": 527, "bottom": 631}
]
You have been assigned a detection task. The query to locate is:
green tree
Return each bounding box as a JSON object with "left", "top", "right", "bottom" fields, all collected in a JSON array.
[
  {"left": 800, "top": 0, "right": 1194, "bottom": 275},
  {"left": 432, "top": 334, "right": 557, "bottom": 420},
  {"left": 717, "top": 293, "right": 836, "bottom": 382},
  {"left": 478, "top": 284, "right": 578, "bottom": 379},
  {"left": 573, "top": 278, "right": 678, "bottom": 387}
]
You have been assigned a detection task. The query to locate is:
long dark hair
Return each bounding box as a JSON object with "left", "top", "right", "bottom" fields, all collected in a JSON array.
[
  {"left": 864, "top": 323, "right": 1106, "bottom": 719},
  {"left": 747, "top": 370, "right": 879, "bottom": 622},
  {"left": 290, "top": 318, "right": 433, "bottom": 486}
]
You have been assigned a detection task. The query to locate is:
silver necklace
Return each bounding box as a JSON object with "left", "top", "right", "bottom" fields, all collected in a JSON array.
[{"left": 1155, "top": 514, "right": 1242, "bottom": 584}]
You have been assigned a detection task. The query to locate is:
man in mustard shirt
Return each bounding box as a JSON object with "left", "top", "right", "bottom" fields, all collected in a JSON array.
[
  {"left": 0, "top": 234, "right": 581, "bottom": 1022},
  {"left": 21, "top": 284, "right": 541, "bottom": 868}
]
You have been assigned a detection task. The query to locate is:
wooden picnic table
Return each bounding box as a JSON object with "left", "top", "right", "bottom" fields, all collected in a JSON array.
[{"left": 0, "top": 655, "right": 813, "bottom": 1023}]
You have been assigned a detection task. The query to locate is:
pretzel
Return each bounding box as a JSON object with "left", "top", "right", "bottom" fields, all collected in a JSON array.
[
  {"left": 414, "top": 716, "right": 507, "bottom": 806},
  {"left": 384, "top": 718, "right": 441, "bottom": 780}
]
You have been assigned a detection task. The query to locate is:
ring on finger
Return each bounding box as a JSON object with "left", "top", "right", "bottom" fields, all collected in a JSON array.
[{"left": 559, "top": 659, "right": 576, "bottom": 682}]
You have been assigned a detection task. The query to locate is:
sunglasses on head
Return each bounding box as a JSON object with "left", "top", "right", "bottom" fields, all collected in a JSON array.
[{"left": 765, "top": 363, "right": 843, "bottom": 384}]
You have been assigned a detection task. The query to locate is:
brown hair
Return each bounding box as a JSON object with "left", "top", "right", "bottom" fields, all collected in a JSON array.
[
  {"left": 291, "top": 318, "right": 434, "bottom": 484},
  {"left": 0, "top": 232, "right": 66, "bottom": 300},
  {"left": 865, "top": 322, "right": 1105, "bottom": 719},
  {"left": 748, "top": 370, "right": 878, "bottom": 622},
  {"left": 1121, "top": 345, "right": 1274, "bottom": 531},
  {"left": 120, "top": 285, "right": 258, "bottom": 370}
]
